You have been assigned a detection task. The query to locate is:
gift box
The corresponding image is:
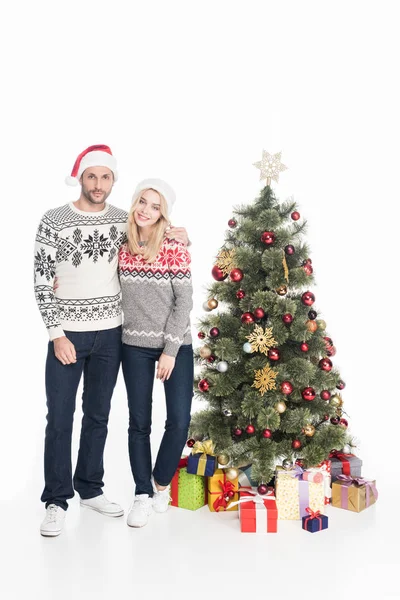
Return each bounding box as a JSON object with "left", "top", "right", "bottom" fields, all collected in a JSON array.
[
  {"left": 238, "top": 464, "right": 275, "bottom": 489},
  {"left": 331, "top": 475, "right": 378, "bottom": 512},
  {"left": 236, "top": 487, "right": 278, "bottom": 533},
  {"left": 302, "top": 460, "right": 332, "bottom": 505},
  {"left": 275, "top": 465, "right": 325, "bottom": 519},
  {"left": 302, "top": 507, "right": 329, "bottom": 533},
  {"left": 207, "top": 469, "right": 239, "bottom": 511},
  {"left": 170, "top": 457, "right": 208, "bottom": 510},
  {"left": 187, "top": 440, "right": 217, "bottom": 477},
  {"left": 329, "top": 451, "right": 362, "bottom": 482}
]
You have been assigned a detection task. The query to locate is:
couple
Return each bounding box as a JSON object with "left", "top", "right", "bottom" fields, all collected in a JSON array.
[{"left": 34, "top": 145, "right": 194, "bottom": 536}]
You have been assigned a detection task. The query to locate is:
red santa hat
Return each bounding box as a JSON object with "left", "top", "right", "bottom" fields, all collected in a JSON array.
[{"left": 65, "top": 144, "right": 118, "bottom": 186}]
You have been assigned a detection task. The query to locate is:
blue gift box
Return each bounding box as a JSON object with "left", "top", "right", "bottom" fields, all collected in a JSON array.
[
  {"left": 302, "top": 513, "right": 328, "bottom": 533},
  {"left": 187, "top": 452, "right": 217, "bottom": 477}
]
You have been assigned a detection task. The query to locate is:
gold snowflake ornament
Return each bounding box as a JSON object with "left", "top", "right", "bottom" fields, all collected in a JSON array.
[
  {"left": 253, "top": 150, "right": 287, "bottom": 185},
  {"left": 216, "top": 249, "right": 236, "bottom": 275},
  {"left": 252, "top": 364, "right": 278, "bottom": 395},
  {"left": 246, "top": 325, "right": 277, "bottom": 355}
]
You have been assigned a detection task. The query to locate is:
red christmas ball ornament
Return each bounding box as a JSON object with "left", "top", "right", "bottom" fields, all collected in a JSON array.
[
  {"left": 303, "top": 263, "right": 313, "bottom": 276},
  {"left": 326, "top": 345, "right": 337, "bottom": 357},
  {"left": 330, "top": 416, "right": 340, "bottom": 425},
  {"left": 209, "top": 327, "right": 220, "bottom": 338},
  {"left": 284, "top": 244, "right": 295, "bottom": 255},
  {"left": 241, "top": 312, "right": 255, "bottom": 324},
  {"left": 323, "top": 414, "right": 330, "bottom": 421},
  {"left": 308, "top": 310, "right": 317, "bottom": 320},
  {"left": 301, "top": 291, "right": 315, "bottom": 306},
  {"left": 212, "top": 265, "right": 228, "bottom": 281},
  {"left": 339, "top": 418, "right": 349, "bottom": 428},
  {"left": 292, "top": 439, "right": 302, "bottom": 450},
  {"left": 336, "top": 380, "right": 346, "bottom": 390},
  {"left": 207, "top": 355, "right": 216, "bottom": 363},
  {"left": 303, "top": 258, "right": 312, "bottom": 265},
  {"left": 227, "top": 489, "right": 235, "bottom": 498},
  {"left": 197, "top": 331, "right": 206, "bottom": 339},
  {"left": 320, "top": 390, "right": 331, "bottom": 400},
  {"left": 262, "top": 428, "right": 272, "bottom": 439},
  {"left": 302, "top": 387, "right": 316, "bottom": 401},
  {"left": 280, "top": 381, "right": 294, "bottom": 395},
  {"left": 323, "top": 336, "right": 333, "bottom": 346},
  {"left": 291, "top": 211, "right": 300, "bottom": 221},
  {"left": 198, "top": 379, "right": 210, "bottom": 392},
  {"left": 253, "top": 307, "right": 265, "bottom": 319},
  {"left": 236, "top": 289, "right": 246, "bottom": 299},
  {"left": 260, "top": 231, "right": 276, "bottom": 246},
  {"left": 257, "top": 483, "right": 269, "bottom": 495},
  {"left": 295, "top": 458, "right": 305, "bottom": 468},
  {"left": 319, "top": 357, "right": 333, "bottom": 372},
  {"left": 245, "top": 424, "right": 255, "bottom": 435},
  {"left": 233, "top": 427, "right": 243, "bottom": 437},
  {"left": 230, "top": 268, "right": 244, "bottom": 282},
  {"left": 228, "top": 218, "right": 237, "bottom": 228},
  {"left": 300, "top": 342, "right": 309, "bottom": 352},
  {"left": 186, "top": 438, "right": 196, "bottom": 448},
  {"left": 268, "top": 347, "right": 280, "bottom": 361},
  {"left": 282, "top": 313, "right": 293, "bottom": 324}
]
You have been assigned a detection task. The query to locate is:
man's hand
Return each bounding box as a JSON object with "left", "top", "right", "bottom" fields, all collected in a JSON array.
[
  {"left": 53, "top": 336, "right": 77, "bottom": 365},
  {"left": 156, "top": 353, "right": 176, "bottom": 382},
  {"left": 165, "top": 226, "right": 190, "bottom": 246}
]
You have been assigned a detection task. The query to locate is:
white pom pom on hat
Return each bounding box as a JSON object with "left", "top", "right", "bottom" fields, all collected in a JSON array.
[
  {"left": 134, "top": 178, "right": 176, "bottom": 215},
  {"left": 65, "top": 144, "right": 118, "bottom": 186}
]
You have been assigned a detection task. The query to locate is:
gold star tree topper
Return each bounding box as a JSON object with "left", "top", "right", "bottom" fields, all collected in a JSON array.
[{"left": 253, "top": 150, "right": 287, "bottom": 185}]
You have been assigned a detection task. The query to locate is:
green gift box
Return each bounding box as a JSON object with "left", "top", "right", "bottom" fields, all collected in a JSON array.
[{"left": 170, "top": 457, "right": 207, "bottom": 510}]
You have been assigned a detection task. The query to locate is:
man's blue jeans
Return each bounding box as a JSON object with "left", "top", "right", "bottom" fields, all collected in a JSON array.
[
  {"left": 122, "top": 344, "right": 194, "bottom": 496},
  {"left": 41, "top": 326, "right": 122, "bottom": 510}
]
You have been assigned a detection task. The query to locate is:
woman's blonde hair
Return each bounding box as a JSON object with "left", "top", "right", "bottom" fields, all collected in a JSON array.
[{"left": 127, "top": 188, "right": 170, "bottom": 263}]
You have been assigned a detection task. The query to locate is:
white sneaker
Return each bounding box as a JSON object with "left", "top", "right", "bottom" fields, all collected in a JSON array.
[
  {"left": 40, "top": 504, "right": 66, "bottom": 537},
  {"left": 151, "top": 476, "right": 171, "bottom": 513},
  {"left": 127, "top": 494, "right": 153, "bottom": 528},
  {"left": 80, "top": 493, "right": 124, "bottom": 517}
]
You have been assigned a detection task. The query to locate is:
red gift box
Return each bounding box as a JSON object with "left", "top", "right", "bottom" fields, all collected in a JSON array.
[{"left": 236, "top": 487, "right": 278, "bottom": 533}]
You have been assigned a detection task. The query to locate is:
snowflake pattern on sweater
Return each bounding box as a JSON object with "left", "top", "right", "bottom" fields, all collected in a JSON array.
[{"left": 34, "top": 202, "right": 128, "bottom": 340}]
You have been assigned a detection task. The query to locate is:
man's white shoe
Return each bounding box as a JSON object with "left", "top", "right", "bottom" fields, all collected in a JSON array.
[
  {"left": 40, "top": 504, "right": 66, "bottom": 537},
  {"left": 151, "top": 476, "right": 171, "bottom": 513},
  {"left": 80, "top": 494, "right": 124, "bottom": 517},
  {"left": 127, "top": 494, "right": 153, "bottom": 527}
]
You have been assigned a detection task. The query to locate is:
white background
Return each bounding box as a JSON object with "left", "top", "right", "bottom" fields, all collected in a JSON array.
[{"left": 1, "top": 1, "right": 399, "bottom": 598}]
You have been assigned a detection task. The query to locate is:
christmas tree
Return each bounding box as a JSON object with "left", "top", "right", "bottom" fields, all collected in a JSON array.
[{"left": 189, "top": 151, "right": 350, "bottom": 487}]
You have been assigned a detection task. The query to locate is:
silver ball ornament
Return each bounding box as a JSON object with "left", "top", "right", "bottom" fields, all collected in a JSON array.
[
  {"left": 243, "top": 342, "right": 253, "bottom": 353},
  {"left": 217, "top": 361, "right": 229, "bottom": 373},
  {"left": 282, "top": 459, "right": 293, "bottom": 470},
  {"left": 202, "top": 301, "right": 212, "bottom": 312}
]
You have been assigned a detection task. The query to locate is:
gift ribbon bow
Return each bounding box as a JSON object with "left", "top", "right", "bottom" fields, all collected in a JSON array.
[
  {"left": 290, "top": 465, "right": 305, "bottom": 480},
  {"left": 213, "top": 479, "right": 236, "bottom": 511},
  {"left": 336, "top": 475, "right": 378, "bottom": 507},
  {"left": 229, "top": 488, "right": 276, "bottom": 509},
  {"left": 328, "top": 450, "right": 354, "bottom": 475},
  {"left": 192, "top": 440, "right": 215, "bottom": 456}
]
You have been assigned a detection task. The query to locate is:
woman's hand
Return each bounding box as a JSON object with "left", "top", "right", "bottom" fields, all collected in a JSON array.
[
  {"left": 165, "top": 226, "right": 190, "bottom": 246},
  {"left": 156, "top": 353, "right": 176, "bottom": 382}
]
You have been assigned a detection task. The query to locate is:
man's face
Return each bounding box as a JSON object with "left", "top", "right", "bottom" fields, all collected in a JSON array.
[{"left": 80, "top": 166, "right": 114, "bottom": 205}]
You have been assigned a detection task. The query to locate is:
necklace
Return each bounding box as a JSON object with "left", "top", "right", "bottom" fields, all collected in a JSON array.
[{"left": 138, "top": 240, "right": 148, "bottom": 247}]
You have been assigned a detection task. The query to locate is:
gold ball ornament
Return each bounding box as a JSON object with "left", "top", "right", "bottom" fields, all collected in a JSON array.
[
  {"left": 330, "top": 394, "right": 343, "bottom": 408},
  {"left": 225, "top": 467, "right": 239, "bottom": 481},
  {"left": 207, "top": 298, "right": 219, "bottom": 310},
  {"left": 275, "top": 400, "right": 287, "bottom": 413},
  {"left": 199, "top": 345, "right": 212, "bottom": 359},
  {"left": 276, "top": 285, "right": 287, "bottom": 296},
  {"left": 217, "top": 453, "right": 230, "bottom": 466},
  {"left": 303, "top": 424, "right": 316, "bottom": 437},
  {"left": 306, "top": 320, "right": 318, "bottom": 332},
  {"left": 317, "top": 319, "right": 327, "bottom": 330}
]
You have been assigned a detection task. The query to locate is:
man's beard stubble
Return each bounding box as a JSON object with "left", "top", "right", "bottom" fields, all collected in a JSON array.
[{"left": 81, "top": 184, "right": 113, "bottom": 206}]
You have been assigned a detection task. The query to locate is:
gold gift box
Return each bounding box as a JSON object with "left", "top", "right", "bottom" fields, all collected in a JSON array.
[
  {"left": 331, "top": 479, "right": 377, "bottom": 512},
  {"left": 207, "top": 468, "right": 239, "bottom": 512}
]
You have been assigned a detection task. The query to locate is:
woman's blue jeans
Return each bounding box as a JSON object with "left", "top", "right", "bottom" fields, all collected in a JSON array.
[{"left": 122, "top": 344, "right": 194, "bottom": 496}]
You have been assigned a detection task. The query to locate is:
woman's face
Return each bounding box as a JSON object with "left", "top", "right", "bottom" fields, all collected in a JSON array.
[{"left": 133, "top": 189, "right": 161, "bottom": 230}]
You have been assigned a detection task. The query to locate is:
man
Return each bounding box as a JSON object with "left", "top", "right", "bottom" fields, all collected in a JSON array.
[{"left": 34, "top": 144, "right": 189, "bottom": 536}]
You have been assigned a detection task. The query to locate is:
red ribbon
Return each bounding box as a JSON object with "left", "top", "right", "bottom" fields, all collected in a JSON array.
[
  {"left": 212, "top": 477, "right": 236, "bottom": 511},
  {"left": 328, "top": 450, "right": 354, "bottom": 476},
  {"left": 304, "top": 506, "right": 323, "bottom": 531}
]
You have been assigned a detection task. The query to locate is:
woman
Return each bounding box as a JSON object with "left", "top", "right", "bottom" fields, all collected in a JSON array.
[{"left": 119, "top": 178, "right": 194, "bottom": 528}]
